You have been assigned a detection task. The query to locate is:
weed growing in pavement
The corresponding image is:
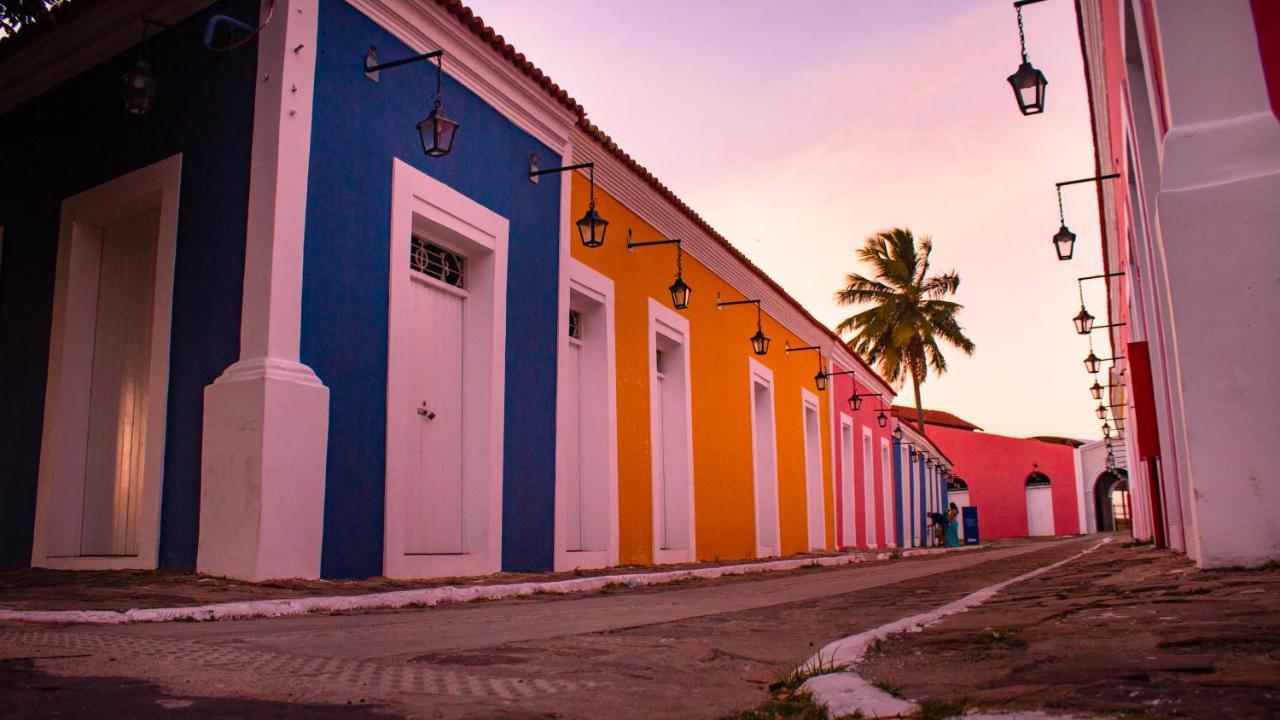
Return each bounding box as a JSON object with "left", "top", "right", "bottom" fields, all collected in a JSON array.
[
  {"left": 769, "top": 652, "right": 847, "bottom": 694},
  {"left": 914, "top": 697, "right": 971, "bottom": 719},
  {"left": 724, "top": 690, "right": 830, "bottom": 719},
  {"left": 872, "top": 679, "right": 905, "bottom": 698}
]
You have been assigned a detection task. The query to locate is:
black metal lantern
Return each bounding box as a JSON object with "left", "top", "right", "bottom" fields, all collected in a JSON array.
[
  {"left": 123, "top": 53, "right": 158, "bottom": 115},
  {"left": 909, "top": 446, "right": 918, "bottom": 459},
  {"left": 877, "top": 411, "right": 888, "bottom": 429},
  {"left": 1090, "top": 380, "right": 1104, "bottom": 400},
  {"left": 893, "top": 426, "right": 903, "bottom": 441},
  {"left": 1096, "top": 403, "right": 1108, "bottom": 420},
  {"left": 1008, "top": 61, "right": 1048, "bottom": 115},
  {"left": 848, "top": 393, "right": 862, "bottom": 412},
  {"left": 1083, "top": 351, "right": 1102, "bottom": 374},
  {"left": 1102, "top": 421, "right": 1112, "bottom": 438},
  {"left": 1073, "top": 306, "right": 1095, "bottom": 335},
  {"left": 751, "top": 327, "right": 770, "bottom": 356},
  {"left": 814, "top": 366, "right": 828, "bottom": 392},
  {"left": 1007, "top": 5, "right": 1047, "bottom": 115},
  {"left": 1053, "top": 225, "right": 1076, "bottom": 261},
  {"left": 668, "top": 275, "right": 691, "bottom": 310},
  {"left": 417, "top": 105, "right": 458, "bottom": 158},
  {"left": 418, "top": 53, "right": 458, "bottom": 157},
  {"left": 577, "top": 206, "right": 608, "bottom": 248}
]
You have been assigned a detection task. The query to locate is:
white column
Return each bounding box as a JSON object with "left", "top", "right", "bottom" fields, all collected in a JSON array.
[
  {"left": 1152, "top": 0, "right": 1280, "bottom": 567},
  {"left": 198, "top": 0, "right": 330, "bottom": 580}
]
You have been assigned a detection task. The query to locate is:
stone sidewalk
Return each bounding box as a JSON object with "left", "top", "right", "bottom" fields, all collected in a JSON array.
[{"left": 856, "top": 540, "right": 1280, "bottom": 719}]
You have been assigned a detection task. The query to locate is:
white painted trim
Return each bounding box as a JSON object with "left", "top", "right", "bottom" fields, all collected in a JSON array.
[
  {"left": 384, "top": 159, "right": 508, "bottom": 579},
  {"left": 32, "top": 154, "right": 182, "bottom": 570},
  {"left": 838, "top": 414, "right": 856, "bottom": 550},
  {"left": 880, "top": 437, "right": 895, "bottom": 548},
  {"left": 647, "top": 298, "right": 696, "bottom": 564},
  {"left": 800, "top": 388, "right": 826, "bottom": 551},
  {"left": 346, "top": 0, "right": 577, "bottom": 152},
  {"left": 860, "top": 425, "right": 877, "bottom": 549},
  {"left": 748, "top": 357, "right": 782, "bottom": 559},
  {"left": 555, "top": 259, "right": 620, "bottom": 571}
]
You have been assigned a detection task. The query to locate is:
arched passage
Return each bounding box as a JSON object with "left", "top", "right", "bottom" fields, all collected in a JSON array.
[
  {"left": 1094, "top": 469, "right": 1130, "bottom": 532},
  {"left": 1025, "top": 472, "right": 1054, "bottom": 536},
  {"left": 947, "top": 477, "right": 969, "bottom": 510}
]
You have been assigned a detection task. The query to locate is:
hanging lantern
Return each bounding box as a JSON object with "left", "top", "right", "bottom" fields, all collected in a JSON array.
[
  {"left": 1073, "top": 306, "right": 1095, "bottom": 335},
  {"left": 750, "top": 327, "right": 770, "bottom": 356},
  {"left": 1053, "top": 225, "right": 1076, "bottom": 261},
  {"left": 893, "top": 426, "right": 903, "bottom": 441},
  {"left": 668, "top": 275, "right": 691, "bottom": 310},
  {"left": 1007, "top": 60, "right": 1048, "bottom": 115},
  {"left": 417, "top": 104, "right": 458, "bottom": 158},
  {"left": 877, "top": 411, "right": 888, "bottom": 429},
  {"left": 1102, "top": 421, "right": 1112, "bottom": 438},
  {"left": 123, "top": 54, "right": 158, "bottom": 115},
  {"left": 848, "top": 393, "right": 862, "bottom": 412},
  {"left": 1096, "top": 403, "right": 1108, "bottom": 420},
  {"left": 576, "top": 206, "right": 608, "bottom": 249},
  {"left": 814, "top": 367, "right": 828, "bottom": 392},
  {"left": 1090, "top": 380, "right": 1104, "bottom": 400},
  {"left": 1083, "top": 351, "right": 1102, "bottom": 374}
]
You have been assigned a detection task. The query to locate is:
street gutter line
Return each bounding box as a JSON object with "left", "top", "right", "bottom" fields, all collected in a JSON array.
[
  {"left": 0, "top": 544, "right": 984, "bottom": 626},
  {"left": 801, "top": 537, "right": 1113, "bottom": 719}
]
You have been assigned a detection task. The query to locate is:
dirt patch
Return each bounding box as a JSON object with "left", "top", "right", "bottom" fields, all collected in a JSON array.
[{"left": 858, "top": 541, "right": 1280, "bottom": 719}]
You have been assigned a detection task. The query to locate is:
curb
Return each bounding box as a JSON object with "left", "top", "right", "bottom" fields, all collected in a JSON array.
[
  {"left": 799, "top": 537, "right": 1111, "bottom": 718},
  {"left": 0, "top": 543, "right": 982, "bottom": 626}
]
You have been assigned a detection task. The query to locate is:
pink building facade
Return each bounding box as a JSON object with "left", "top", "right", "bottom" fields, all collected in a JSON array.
[
  {"left": 828, "top": 352, "right": 898, "bottom": 549},
  {"left": 1077, "top": 0, "right": 1280, "bottom": 567}
]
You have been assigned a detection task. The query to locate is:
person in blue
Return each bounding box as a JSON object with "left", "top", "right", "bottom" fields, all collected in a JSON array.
[{"left": 945, "top": 503, "right": 961, "bottom": 547}]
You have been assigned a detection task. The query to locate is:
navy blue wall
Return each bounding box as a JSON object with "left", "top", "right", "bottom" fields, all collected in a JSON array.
[
  {"left": 305, "top": 0, "right": 561, "bottom": 578},
  {"left": 0, "top": 1, "right": 255, "bottom": 569}
]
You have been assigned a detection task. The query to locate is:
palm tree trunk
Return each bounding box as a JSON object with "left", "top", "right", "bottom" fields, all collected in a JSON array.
[{"left": 911, "top": 369, "right": 926, "bottom": 437}]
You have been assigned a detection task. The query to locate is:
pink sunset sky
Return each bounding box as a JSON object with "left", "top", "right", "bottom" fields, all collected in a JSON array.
[{"left": 466, "top": 0, "right": 1113, "bottom": 441}]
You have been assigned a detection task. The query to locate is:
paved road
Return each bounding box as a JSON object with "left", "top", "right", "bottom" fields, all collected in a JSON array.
[{"left": 0, "top": 537, "right": 1093, "bottom": 719}]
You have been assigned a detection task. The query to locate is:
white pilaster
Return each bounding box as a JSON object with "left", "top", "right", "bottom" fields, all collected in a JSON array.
[
  {"left": 198, "top": 0, "right": 330, "bottom": 580},
  {"left": 1151, "top": 0, "right": 1280, "bottom": 567}
]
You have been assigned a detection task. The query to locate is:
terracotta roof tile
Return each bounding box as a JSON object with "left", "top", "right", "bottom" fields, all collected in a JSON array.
[{"left": 890, "top": 406, "right": 982, "bottom": 432}]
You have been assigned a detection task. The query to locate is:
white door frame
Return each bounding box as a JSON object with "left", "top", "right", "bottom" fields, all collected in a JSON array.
[
  {"left": 32, "top": 154, "right": 182, "bottom": 570},
  {"left": 861, "top": 425, "right": 877, "bottom": 548},
  {"left": 554, "top": 259, "right": 619, "bottom": 571},
  {"left": 880, "top": 437, "right": 895, "bottom": 548},
  {"left": 648, "top": 298, "right": 695, "bottom": 564},
  {"left": 384, "top": 159, "right": 508, "bottom": 579},
  {"left": 748, "top": 357, "right": 781, "bottom": 558},
  {"left": 800, "top": 389, "right": 825, "bottom": 551},
  {"left": 839, "top": 415, "right": 856, "bottom": 549}
]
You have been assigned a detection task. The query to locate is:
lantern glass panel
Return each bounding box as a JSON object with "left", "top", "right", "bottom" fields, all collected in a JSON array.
[
  {"left": 1007, "top": 61, "right": 1048, "bottom": 115},
  {"left": 1090, "top": 381, "right": 1103, "bottom": 400},
  {"left": 848, "top": 394, "right": 862, "bottom": 412},
  {"left": 576, "top": 208, "right": 608, "bottom": 248},
  {"left": 1084, "top": 352, "right": 1102, "bottom": 374},
  {"left": 1096, "top": 404, "right": 1107, "bottom": 419},
  {"left": 814, "top": 370, "right": 827, "bottom": 391}
]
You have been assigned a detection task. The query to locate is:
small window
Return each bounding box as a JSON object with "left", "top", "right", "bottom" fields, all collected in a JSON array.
[
  {"left": 410, "top": 235, "right": 464, "bottom": 288},
  {"left": 1026, "top": 472, "right": 1051, "bottom": 488},
  {"left": 568, "top": 309, "right": 583, "bottom": 340},
  {"left": 947, "top": 477, "right": 968, "bottom": 492}
]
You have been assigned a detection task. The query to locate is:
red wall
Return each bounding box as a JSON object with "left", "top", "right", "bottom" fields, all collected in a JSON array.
[
  {"left": 926, "top": 425, "right": 1080, "bottom": 538},
  {"left": 829, "top": 361, "right": 895, "bottom": 548}
]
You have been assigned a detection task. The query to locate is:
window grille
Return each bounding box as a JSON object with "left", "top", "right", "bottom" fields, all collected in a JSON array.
[
  {"left": 410, "top": 236, "right": 464, "bottom": 288},
  {"left": 568, "top": 309, "right": 583, "bottom": 340}
]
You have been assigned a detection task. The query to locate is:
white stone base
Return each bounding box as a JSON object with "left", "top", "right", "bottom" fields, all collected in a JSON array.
[{"left": 197, "top": 357, "right": 329, "bottom": 581}]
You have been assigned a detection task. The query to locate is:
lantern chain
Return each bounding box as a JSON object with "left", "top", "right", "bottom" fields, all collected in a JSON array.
[
  {"left": 675, "top": 241, "right": 683, "bottom": 277},
  {"left": 1016, "top": 5, "right": 1028, "bottom": 62},
  {"left": 433, "top": 53, "right": 443, "bottom": 110},
  {"left": 1056, "top": 185, "right": 1065, "bottom": 225},
  {"left": 1078, "top": 278, "right": 1085, "bottom": 306}
]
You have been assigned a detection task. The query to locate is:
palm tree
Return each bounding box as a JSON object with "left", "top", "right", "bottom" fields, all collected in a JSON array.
[{"left": 834, "top": 228, "right": 975, "bottom": 435}]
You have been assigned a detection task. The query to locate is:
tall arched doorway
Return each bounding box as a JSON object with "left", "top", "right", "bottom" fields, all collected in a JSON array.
[
  {"left": 947, "top": 477, "right": 969, "bottom": 509},
  {"left": 1094, "top": 469, "right": 1130, "bottom": 532},
  {"left": 1025, "top": 472, "right": 1054, "bottom": 536}
]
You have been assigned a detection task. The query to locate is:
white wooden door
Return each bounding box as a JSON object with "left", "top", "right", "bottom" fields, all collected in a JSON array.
[
  {"left": 406, "top": 275, "right": 466, "bottom": 555},
  {"left": 81, "top": 208, "right": 160, "bottom": 556},
  {"left": 803, "top": 404, "right": 824, "bottom": 550},
  {"left": 1026, "top": 485, "right": 1055, "bottom": 536},
  {"left": 564, "top": 339, "right": 584, "bottom": 550},
  {"left": 862, "top": 431, "right": 875, "bottom": 547}
]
